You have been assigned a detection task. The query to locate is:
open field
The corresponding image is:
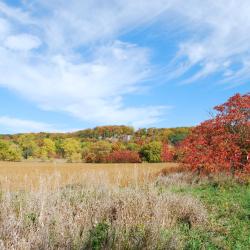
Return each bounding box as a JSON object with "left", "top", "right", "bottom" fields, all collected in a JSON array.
[
  {"left": 0, "top": 162, "right": 175, "bottom": 191},
  {"left": 0, "top": 162, "right": 249, "bottom": 249}
]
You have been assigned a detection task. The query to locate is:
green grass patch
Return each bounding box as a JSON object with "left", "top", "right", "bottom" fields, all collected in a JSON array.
[{"left": 172, "top": 180, "right": 250, "bottom": 249}]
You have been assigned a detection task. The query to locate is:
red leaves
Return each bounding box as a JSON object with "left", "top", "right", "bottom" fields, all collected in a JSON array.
[
  {"left": 106, "top": 150, "right": 141, "bottom": 163},
  {"left": 161, "top": 143, "right": 174, "bottom": 162},
  {"left": 181, "top": 93, "right": 250, "bottom": 175}
]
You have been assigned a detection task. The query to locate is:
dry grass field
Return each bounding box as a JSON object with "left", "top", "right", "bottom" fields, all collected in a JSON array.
[
  {"left": 0, "top": 162, "right": 249, "bottom": 249},
  {"left": 0, "top": 162, "right": 176, "bottom": 191}
]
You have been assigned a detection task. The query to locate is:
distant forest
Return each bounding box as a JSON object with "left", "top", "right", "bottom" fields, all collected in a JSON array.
[{"left": 0, "top": 126, "right": 190, "bottom": 163}]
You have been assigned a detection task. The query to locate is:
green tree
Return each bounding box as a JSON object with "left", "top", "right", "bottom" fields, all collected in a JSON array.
[
  {"left": 140, "top": 141, "right": 162, "bottom": 163},
  {"left": 168, "top": 128, "right": 190, "bottom": 145}
]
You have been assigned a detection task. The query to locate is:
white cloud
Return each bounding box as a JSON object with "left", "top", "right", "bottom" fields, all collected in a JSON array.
[
  {"left": 4, "top": 33, "right": 41, "bottom": 51},
  {"left": 0, "top": 1, "right": 171, "bottom": 127},
  {"left": 0, "top": 39, "right": 167, "bottom": 127},
  {"left": 0, "top": 116, "right": 57, "bottom": 133},
  {"left": 0, "top": 18, "right": 10, "bottom": 39}
]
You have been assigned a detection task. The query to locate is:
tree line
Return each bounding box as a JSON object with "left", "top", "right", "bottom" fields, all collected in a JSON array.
[{"left": 0, "top": 127, "right": 190, "bottom": 163}]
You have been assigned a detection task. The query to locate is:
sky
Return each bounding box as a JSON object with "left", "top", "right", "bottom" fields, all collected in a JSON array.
[{"left": 0, "top": 0, "right": 249, "bottom": 134}]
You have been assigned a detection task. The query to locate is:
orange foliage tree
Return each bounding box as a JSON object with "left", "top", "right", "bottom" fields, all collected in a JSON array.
[{"left": 181, "top": 93, "right": 250, "bottom": 175}]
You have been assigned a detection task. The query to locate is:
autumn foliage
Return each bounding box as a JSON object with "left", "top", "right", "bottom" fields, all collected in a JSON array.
[
  {"left": 181, "top": 93, "right": 250, "bottom": 175},
  {"left": 106, "top": 150, "right": 141, "bottom": 163},
  {"left": 161, "top": 143, "right": 174, "bottom": 162}
]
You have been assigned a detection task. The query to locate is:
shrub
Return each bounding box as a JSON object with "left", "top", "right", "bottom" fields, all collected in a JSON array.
[
  {"left": 106, "top": 150, "right": 141, "bottom": 163},
  {"left": 85, "top": 221, "right": 111, "bottom": 250}
]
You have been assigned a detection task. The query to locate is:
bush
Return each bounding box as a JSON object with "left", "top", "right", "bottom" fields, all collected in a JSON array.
[
  {"left": 106, "top": 150, "right": 141, "bottom": 163},
  {"left": 85, "top": 221, "right": 111, "bottom": 250}
]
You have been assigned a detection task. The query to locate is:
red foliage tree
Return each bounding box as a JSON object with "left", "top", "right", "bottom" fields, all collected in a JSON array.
[
  {"left": 181, "top": 93, "right": 250, "bottom": 175},
  {"left": 161, "top": 143, "right": 174, "bottom": 162},
  {"left": 106, "top": 150, "right": 141, "bottom": 163}
]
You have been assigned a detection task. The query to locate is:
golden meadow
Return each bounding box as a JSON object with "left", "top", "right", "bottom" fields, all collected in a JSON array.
[{"left": 0, "top": 162, "right": 175, "bottom": 191}]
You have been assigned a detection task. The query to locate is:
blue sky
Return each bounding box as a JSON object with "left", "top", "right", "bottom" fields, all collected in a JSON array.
[{"left": 0, "top": 0, "right": 249, "bottom": 133}]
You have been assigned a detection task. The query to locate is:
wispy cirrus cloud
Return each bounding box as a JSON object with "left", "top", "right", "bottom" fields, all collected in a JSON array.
[{"left": 167, "top": 0, "right": 250, "bottom": 85}]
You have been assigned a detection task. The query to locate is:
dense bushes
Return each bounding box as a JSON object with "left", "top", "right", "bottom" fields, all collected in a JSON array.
[{"left": 106, "top": 150, "right": 141, "bottom": 163}]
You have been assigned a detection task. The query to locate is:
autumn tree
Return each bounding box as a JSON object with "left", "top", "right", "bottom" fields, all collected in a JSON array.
[
  {"left": 62, "top": 138, "right": 82, "bottom": 162},
  {"left": 39, "top": 138, "right": 56, "bottom": 160},
  {"left": 182, "top": 93, "right": 250, "bottom": 175},
  {"left": 161, "top": 143, "right": 174, "bottom": 162},
  {"left": 0, "top": 140, "right": 22, "bottom": 161},
  {"left": 140, "top": 141, "right": 162, "bottom": 163},
  {"left": 17, "top": 135, "right": 39, "bottom": 159}
]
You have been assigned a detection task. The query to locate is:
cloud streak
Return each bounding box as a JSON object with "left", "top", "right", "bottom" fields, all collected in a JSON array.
[{"left": 168, "top": 0, "right": 250, "bottom": 85}]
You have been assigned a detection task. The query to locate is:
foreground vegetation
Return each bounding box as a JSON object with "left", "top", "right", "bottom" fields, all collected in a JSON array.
[{"left": 0, "top": 168, "right": 249, "bottom": 249}]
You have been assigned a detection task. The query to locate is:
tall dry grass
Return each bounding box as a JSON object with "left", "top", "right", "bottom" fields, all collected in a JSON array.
[
  {"left": 0, "top": 163, "right": 208, "bottom": 249},
  {"left": 0, "top": 162, "right": 176, "bottom": 191}
]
